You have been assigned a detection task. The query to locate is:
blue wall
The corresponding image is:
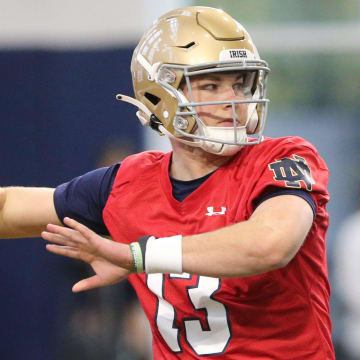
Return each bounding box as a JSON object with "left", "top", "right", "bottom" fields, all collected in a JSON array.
[{"left": 0, "top": 47, "right": 141, "bottom": 360}]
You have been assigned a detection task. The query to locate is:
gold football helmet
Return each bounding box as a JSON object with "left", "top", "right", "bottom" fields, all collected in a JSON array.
[{"left": 117, "top": 6, "right": 270, "bottom": 155}]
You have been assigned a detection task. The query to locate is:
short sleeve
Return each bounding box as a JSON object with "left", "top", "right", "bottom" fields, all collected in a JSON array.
[
  {"left": 254, "top": 189, "right": 316, "bottom": 218},
  {"left": 249, "top": 137, "right": 329, "bottom": 213},
  {"left": 54, "top": 163, "right": 120, "bottom": 235}
]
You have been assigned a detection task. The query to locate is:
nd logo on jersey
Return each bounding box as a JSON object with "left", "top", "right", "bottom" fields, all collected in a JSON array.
[{"left": 268, "top": 154, "right": 315, "bottom": 191}]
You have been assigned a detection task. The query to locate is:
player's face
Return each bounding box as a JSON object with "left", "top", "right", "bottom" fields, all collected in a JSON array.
[{"left": 182, "top": 71, "right": 250, "bottom": 127}]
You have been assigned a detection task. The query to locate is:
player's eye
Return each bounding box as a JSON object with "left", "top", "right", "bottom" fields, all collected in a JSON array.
[
  {"left": 232, "top": 81, "right": 247, "bottom": 96},
  {"left": 233, "top": 82, "right": 244, "bottom": 91},
  {"left": 199, "top": 83, "right": 218, "bottom": 91}
]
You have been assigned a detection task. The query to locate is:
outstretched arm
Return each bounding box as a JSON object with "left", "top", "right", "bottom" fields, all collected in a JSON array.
[
  {"left": 0, "top": 187, "right": 62, "bottom": 239},
  {"left": 42, "top": 194, "right": 313, "bottom": 289}
]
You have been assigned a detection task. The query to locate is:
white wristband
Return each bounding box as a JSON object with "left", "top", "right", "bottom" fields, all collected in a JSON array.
[{"left": 145, "top": 235, "right": 183, "bottom": 274}]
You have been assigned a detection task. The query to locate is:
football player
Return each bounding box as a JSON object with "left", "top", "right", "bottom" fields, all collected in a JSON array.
[{"left": 0, "top": 7, "right": 334, "bottom": 359}]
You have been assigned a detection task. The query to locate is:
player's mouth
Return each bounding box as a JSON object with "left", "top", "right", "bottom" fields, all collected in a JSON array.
[{"left": 217, "top": 118, "right": 240, "bottom": 127}]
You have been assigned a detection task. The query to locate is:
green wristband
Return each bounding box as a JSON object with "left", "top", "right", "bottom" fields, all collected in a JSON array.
[{"left": 129, "top": 242, "right": 144, "bottom": 273}]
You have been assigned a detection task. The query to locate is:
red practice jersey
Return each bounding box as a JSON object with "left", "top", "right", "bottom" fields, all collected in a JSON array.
[{"left": 103, "top": 136, "right": 334, "bottom": 359}]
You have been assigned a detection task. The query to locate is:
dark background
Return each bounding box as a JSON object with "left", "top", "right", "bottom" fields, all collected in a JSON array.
[{"left": 0, "top": 48, "right": 142, "bottom": 360}]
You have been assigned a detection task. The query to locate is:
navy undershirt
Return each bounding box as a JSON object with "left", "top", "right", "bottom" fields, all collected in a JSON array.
[{"left": 54, "top": 163, "right": 316, "bottom": 235}]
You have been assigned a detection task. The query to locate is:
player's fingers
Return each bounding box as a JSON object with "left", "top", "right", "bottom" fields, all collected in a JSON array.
[
  {"left": 72, "top": 275, "right": 104, "bottom": 293},
  {"left": 45, "top": 244, "right": 81, "bottom": 259},
  {"left": 41, "top": 231, "right": 78, "bottom": 248},
  {"left": 46, "top": 223, "right": 86, "bottom": 244},
  {"left": 63, "top": 217, "right": 96, "bottom": 241}
]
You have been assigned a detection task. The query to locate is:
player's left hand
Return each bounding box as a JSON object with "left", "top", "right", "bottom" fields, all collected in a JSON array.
[{"left": 41, "top": 217, "right": 133, "bottom": 292}]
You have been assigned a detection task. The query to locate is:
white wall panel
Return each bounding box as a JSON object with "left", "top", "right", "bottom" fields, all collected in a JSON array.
[{"left": 0, "top": 0, "right": 189, "bottom": 48}]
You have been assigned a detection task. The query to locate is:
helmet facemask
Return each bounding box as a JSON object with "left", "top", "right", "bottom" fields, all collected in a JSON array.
[{"left": 157, "top": 59, "right": 270, "bottom": 155}]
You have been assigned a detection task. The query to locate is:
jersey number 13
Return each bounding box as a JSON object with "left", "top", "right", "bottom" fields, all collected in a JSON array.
[{"left": 147, "top": 273, "right": 231, "bottom": 356}]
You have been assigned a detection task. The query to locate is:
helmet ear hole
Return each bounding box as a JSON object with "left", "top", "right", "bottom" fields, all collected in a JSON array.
[{"left": 145, "top": 92, "right": 160, "bottom": 105}]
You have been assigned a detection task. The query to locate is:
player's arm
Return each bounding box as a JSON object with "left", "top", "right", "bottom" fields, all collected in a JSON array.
[
  {"left": 0, "top": 187, "right": 62, "bottom": 239},
  {"left": 182, "top": 194, "right": 313, "bottom": 277},
  {"left": 41, "top": 193, "right": 313, "bottom": 289}
]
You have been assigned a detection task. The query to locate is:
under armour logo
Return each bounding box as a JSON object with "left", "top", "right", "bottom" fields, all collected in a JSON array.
[{"left": 206, "top": 206, "right": 226, "bottom": 216}]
